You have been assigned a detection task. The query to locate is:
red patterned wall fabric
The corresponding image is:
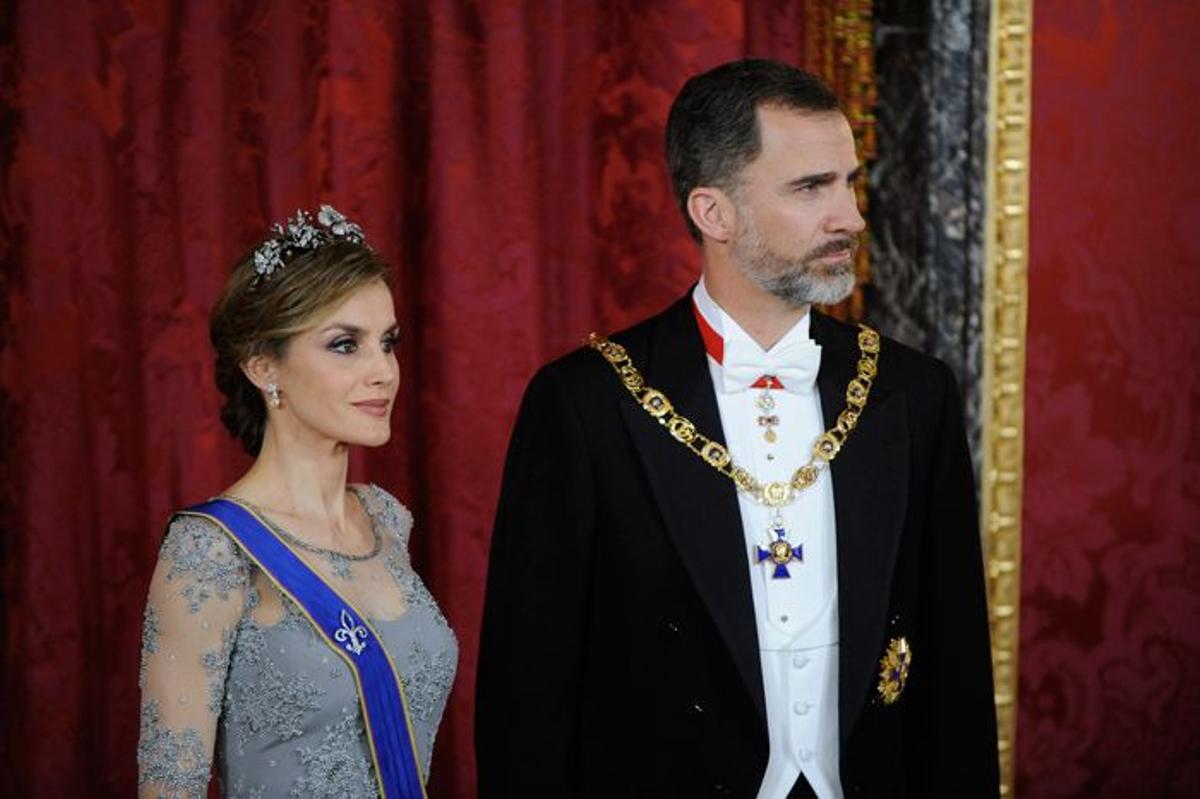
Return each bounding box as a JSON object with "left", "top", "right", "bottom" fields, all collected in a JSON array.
[
  {"left": 0, "top": 3, "right": 868, "bottom": 796},
  {"left": 1020, "top": 2, "right": 1200, "bottom": 795}
]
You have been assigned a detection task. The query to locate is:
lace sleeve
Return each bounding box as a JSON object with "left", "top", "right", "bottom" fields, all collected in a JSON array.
[
  {"left": 361, "top": 484, "right": 414, "bottom": 551},
  {"left": 137, "top": 514, "right": 251, "bottom": 798}
]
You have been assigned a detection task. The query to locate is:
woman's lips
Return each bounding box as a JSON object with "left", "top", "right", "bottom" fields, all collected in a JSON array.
[{"left": 352, "top": 400, "right": 390, "bottom": 418}]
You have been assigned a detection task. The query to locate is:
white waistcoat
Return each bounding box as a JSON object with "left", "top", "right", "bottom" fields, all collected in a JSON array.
[{"left": 693, "top": 280, "right": 843, "bottom": 799}]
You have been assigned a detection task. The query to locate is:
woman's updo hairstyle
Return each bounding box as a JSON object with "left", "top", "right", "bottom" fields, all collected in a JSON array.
[{"left": 209, "top": 207, "right": 392, "bottom": 455}]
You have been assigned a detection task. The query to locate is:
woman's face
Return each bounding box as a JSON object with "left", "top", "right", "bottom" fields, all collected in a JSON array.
[{"left": 270, "top": 280, "right": 400, "bottom": 450}]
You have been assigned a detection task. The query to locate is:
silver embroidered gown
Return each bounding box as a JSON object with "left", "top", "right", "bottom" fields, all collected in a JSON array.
[{"left": 137, "top": 484, "right": 458, "bottom": 798}]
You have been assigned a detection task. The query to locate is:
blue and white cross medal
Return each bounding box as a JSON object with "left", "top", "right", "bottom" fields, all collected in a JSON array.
[{"left": 756, "top": 511, "right": 803, "bottom": 579}]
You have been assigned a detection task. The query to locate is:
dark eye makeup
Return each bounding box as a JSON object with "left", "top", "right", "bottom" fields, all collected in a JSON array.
[
  {"left": 329, "top": 337, "right": 358, "bottom": 354},
  {"left": 327, "top": 330, "right": 400, "bottom": 355}
]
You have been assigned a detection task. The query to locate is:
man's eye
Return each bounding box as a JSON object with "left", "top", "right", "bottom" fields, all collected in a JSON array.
[{"left": 330, "top": 338, "right": 358, "bottom": 354}]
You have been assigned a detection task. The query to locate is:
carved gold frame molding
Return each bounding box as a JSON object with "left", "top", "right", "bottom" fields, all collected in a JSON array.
[{"left": 981, "top": 1, "right": 1032, "bottom": 795}]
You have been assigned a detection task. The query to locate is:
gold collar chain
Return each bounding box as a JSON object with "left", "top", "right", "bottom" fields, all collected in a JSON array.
[{"left": 588, "top": 324, "right": 881, "bottom": 508}]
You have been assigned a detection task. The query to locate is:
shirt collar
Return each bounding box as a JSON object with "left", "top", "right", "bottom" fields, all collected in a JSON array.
[{"left": 692, "top": 276, "right": 812, "bottom": 361}]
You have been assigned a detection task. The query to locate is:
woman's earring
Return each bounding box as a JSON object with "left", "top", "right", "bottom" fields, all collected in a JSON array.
[{"left": 266, "top": 382, "right": 282, "bottom": 409}]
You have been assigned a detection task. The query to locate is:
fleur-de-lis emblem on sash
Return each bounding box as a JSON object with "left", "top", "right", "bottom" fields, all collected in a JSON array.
[{"left": 334, "top": 608, "right": 369, "bottom": 655}]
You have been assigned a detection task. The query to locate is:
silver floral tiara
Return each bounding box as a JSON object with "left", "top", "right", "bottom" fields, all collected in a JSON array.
[{"left": 251, "top": 204, "right": 367, "bottom": 285}]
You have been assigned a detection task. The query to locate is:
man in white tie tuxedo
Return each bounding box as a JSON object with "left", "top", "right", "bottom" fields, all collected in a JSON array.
[{"left": 477, "top": 59, "right": 999, "bottom": 798}]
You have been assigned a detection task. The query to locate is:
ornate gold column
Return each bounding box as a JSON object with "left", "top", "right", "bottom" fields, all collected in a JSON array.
[{"left": 981, "top": 1, "right": 1032, "bottom": 795}]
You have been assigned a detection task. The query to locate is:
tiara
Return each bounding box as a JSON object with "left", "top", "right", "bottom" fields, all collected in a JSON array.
[{"left": 251, "top": 204, "right": 367, "bottom": 284}]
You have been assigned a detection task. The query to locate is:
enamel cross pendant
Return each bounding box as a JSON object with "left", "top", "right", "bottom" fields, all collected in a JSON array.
[{"left": 755, "top": 518, "right": 803, "bottom": 579}]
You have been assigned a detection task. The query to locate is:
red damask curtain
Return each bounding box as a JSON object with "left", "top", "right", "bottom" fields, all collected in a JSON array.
[
  {"left": 0, "top": 2, "right": 872, "bottom": 795},
  {"left": 1019, "top": 2, "right": 1200, "bottom": 794}
]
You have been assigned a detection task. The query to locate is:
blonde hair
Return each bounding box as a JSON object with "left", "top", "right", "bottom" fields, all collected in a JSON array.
[{"left": 209, "top": 239, "right": 392, "bottom": 454}]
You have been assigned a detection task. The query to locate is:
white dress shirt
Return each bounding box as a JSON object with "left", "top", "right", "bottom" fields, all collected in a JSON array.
[{"left": 693, "top": 279, "right": 843, "bottom": 799}]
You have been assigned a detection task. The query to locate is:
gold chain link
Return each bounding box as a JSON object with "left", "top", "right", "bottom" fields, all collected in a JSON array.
[{"left": 588, "top": 324, "right": 881, "bottom": 508}]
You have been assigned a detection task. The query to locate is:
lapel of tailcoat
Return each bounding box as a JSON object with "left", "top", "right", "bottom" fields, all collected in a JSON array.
[
  {"left": 810, "top": 312, "right": 910, "bottom": 746},
  {"left": 617, "top": 296, "right": 768, "bottom": 724}
]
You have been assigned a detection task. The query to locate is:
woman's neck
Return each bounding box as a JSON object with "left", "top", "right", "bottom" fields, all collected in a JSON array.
[{"left": 226, "top": 425, "right": 353, "bottom": 528}]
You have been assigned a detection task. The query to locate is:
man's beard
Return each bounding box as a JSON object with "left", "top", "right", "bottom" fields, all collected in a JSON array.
[{"left": 731, "top": 211, "right": 858, "bottom": 308}]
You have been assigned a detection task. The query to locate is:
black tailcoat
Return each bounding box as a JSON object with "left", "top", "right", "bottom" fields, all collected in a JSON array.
[{"left": 476, "top": 295, "right": 999, "bottom": 798}]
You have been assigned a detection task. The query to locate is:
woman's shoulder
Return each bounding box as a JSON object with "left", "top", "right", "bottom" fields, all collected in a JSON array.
[
  {"left": 352, "top": 483, "right": 414, "bottom": 539},
  {"left": 161, "top": 510, "right": 241, "bottom": 559},
  {"left": 157, "top": 510, "right": 252, "bottom": 611}
]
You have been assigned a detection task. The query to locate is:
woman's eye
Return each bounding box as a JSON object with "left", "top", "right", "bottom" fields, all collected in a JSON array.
[
  {"left": 381, "top": 336, "right": 398, "bottom": 353},
  {"left": 330, "top": 338, "right": 358, "bottom": 354}
]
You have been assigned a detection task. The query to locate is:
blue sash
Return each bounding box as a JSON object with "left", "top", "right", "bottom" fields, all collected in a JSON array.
[{"left": 179, "top": 499, "right": 426, "bottom": 799}]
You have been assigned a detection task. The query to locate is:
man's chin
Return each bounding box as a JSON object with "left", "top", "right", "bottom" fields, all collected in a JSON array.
[
  {"left": 812, "top": 276, "right": 856, "bottom": 306},
  {"left": 766, "top": 273, "right": 855, "bottom": 308}
]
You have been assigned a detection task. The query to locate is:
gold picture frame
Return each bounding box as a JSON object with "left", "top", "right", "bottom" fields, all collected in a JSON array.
[{"left": 981, "top": 1, "right": 1033, "bottom": 795}]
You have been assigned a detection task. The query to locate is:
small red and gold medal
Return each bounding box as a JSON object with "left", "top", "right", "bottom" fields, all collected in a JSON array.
[{"left": 754, "top": 376, "right": 782, "bottom": 443}]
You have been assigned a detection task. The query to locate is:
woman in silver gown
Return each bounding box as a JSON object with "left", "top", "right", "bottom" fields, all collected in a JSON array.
[{"left": 137, "top": 207, "right": 457, "bottom": 798}]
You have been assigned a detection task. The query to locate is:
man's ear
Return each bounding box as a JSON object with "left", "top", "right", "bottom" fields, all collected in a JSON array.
[
  {"left": 240, "top": 354, "right": 277, "bottom": 392},
  {"left": 687, "top": 186, "right": 738, "bottom": 244}
]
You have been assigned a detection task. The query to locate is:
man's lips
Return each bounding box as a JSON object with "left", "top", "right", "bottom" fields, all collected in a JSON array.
[
  {"left": 352, "top": 400, "right": 391, "bottom": 417},
  {"left": 809, "top": 239, "right": 859, "bottom": 264}
]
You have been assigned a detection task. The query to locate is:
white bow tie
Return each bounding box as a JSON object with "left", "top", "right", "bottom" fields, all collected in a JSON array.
[{"left": 721, "top": 337, "right": 822, "bottom": 394}]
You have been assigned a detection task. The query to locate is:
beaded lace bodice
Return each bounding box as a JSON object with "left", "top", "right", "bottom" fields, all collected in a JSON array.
[{"left": 137, "top": 484, "right": 457, "bottom": 798}]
